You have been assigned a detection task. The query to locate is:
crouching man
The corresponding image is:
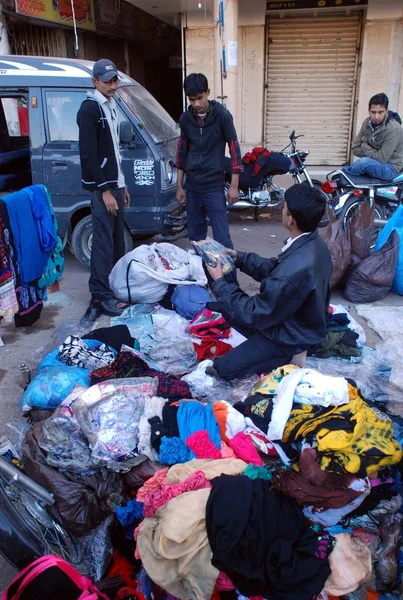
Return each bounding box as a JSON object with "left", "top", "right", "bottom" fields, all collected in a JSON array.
[{"left": 206, "top": 184, "right": 332, "bottom": 380}]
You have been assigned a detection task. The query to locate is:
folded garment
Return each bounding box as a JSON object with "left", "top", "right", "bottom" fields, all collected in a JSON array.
[
  {"left": 194, "top": 339, "right": 232, "bottom": 361},
  {"left": 177, "top": 400, "right": 221, "bottom": 458},
  {"left": 58, "top": 335, "right": 116, "bottom": 370},
  {"left": 83, "top": 324, "right": 138, "bottom": 353},
  {"left": 159, "top": 437, "right": 190, "bottom": 465},
  {"left": 271, "top": 447, "right": 365, "bottom": 509}
]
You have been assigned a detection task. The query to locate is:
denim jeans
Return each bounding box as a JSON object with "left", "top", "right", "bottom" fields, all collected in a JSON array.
[
  {"left": 343, "top": 158, "right": 398, "bottom": 181},
  {"left": 186, "top": 188, "right": 238, "bottom": 284}
]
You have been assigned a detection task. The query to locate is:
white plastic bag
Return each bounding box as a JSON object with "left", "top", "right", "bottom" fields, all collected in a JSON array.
[{"left": 109, "top": 243, "right": 207, "bottom": 304}]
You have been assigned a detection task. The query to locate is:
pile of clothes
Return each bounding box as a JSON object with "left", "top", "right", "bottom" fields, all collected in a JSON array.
[
  {"left": 309, "top": 305, "right": 363, "bottom": 359},
  {"left": 0, "top": 184, "right": 63, "bottom": 327},
  {"left": 3, "top": 288, "right": 403, "bottom": 600}
]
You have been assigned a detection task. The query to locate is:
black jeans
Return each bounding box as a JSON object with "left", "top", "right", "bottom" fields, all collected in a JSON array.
[
  {"left": 89, "top": 188, "right": 125, "bottom": 302},
  {"left": 213, "top": 314, "right": 298, "bottom": 380},
  {"left": 187, "top": 188, "right": 237, "bottom": 285}
]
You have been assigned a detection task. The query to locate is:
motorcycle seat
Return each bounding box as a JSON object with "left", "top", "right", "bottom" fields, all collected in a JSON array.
[{"left": 332, "top": 172, "right": 392, "bottom": 187}]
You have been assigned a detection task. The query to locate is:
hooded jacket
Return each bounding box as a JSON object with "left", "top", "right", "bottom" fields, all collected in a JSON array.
[
  {"left": 175, "top": 100, "right": 242, "bottom": 191},
  {"left": 211, "top": 230, "right": 332, "bottom": 349},
  {"left": 352, "top": 113, "right": 403, "bottom": 173},
  {"left": 77, "top": 92, "right": 120, "bottom": 192}
]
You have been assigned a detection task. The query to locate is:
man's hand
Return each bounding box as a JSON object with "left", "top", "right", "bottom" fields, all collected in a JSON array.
[
  {"left": 225, "top": 248, "right": 238, "bottom": 262},
  {"left": 206, "top": 259, "right": 224, "bottom": 281},
  {"left": 124, "top": 188, "right": 131, "bottom": 208},
  {"left": 176, "top": 186, "right": 187, "bottom": 206},
  {"left": 226, "top": 183, "right": 239, "bottom": 206},
  {"left": 102, "top": 190, "right": 119, "bottom": 216}
]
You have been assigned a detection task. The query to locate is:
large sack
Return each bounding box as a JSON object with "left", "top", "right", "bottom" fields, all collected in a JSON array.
[
  {"left": 22, "top": 424, "right": 122, "bottom": 536},
  {"left": 375, "top": 205, "right": 403, "bottom": 295},
  {"left": 320, "top": 215, "right": 352, "bottom": 290},
  {"left": 344, "top": 231, "right": 399, "bottom": 303},
  {"left": 350, "top": 199, "right": 375, "bottom": 263},
  {"left": 109, "top": 242, "right": 207, "bottom": 304}
]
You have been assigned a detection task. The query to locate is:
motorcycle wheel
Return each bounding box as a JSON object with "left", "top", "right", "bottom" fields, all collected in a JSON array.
[
  {"left": 341, "top": 197, "right": 385, "bottom": 250},
  {"left": 0, "top": 469, "right": 81, "bottom": 571}
]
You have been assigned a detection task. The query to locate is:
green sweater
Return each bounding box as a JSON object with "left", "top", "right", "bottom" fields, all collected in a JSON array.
[{"left": 352, "top": 114, "right": 403, "bottom": 173}]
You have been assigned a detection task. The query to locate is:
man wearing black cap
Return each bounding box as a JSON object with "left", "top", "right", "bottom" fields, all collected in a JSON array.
[{"left": 77, "top": 58, "right": 130, "bottom": 321}]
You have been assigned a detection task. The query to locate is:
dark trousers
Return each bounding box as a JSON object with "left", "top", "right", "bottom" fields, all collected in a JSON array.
[
  {"left": 214, "top": 316, "right": 297, "bottom": 380},
  {"left": 89, "top": 188, "right": 125, "bottom": 302},
  {"left": 187, "top": 188, "right": 237, "bottom": 285}
]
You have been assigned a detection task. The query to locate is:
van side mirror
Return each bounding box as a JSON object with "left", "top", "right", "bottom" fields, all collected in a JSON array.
[{"left": 120, "top": 121, "right": 135, "bottom": 145}]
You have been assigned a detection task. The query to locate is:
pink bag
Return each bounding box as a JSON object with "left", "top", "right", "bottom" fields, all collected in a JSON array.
[
  {"left": 2, "top": 555, "right": 109, "bottom": 600},
  {"left": 186, "top": 309, "right": 231, "bottom": 340}
]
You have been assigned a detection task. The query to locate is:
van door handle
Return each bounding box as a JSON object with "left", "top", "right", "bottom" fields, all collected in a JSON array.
[{"left": 52, "top": 160, "right": 67, "bottom": 167}]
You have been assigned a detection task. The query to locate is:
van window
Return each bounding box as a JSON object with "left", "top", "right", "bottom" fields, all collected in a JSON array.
[
  {"left": 1, "top": 98, "right": 28, "bottom": 138},
  {"left": 117, "top": 85, "right": 179, "bottom": 144},
  {"left": 45, "top": 91, "right": 87, "bottom": 142}
]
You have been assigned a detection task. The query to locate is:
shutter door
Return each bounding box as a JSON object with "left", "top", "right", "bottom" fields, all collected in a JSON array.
[{"left": 264, "top": 13, "right": 361, "bottom": 165}]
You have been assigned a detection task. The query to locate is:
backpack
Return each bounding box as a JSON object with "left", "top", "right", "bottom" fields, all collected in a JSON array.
[{"left": 2, "top": 555, "right": 109, "bottom": 600}]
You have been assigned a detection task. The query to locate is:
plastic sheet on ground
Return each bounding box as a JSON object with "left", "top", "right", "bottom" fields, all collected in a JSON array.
[
  {"left": 32, "top": 322, "right": 99, "bottom": 365},
  {"left": 307, "top": 342, "right": 403, "bottom": 419},
  {"left": 181, "top": 359, "right": 259, "bottom": 405},
  {"left": 73, "top": 377, "right": 158, "bottom": 471}
]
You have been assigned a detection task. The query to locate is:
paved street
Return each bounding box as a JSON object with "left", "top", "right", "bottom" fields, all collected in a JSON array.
[{"left": 0, "top": 215, "right": 400, "bottom": 589}]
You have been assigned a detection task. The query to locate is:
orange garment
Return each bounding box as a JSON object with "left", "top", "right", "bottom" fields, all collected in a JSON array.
[{"left": 136, "top": 467, "right": 169, "bottom": 503}]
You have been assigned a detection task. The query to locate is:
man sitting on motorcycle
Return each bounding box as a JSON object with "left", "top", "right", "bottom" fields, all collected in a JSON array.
[
  {"left": 205, "top": 183, "right": 332, "bottom": 380},
  {"left": 343, "top": 92, "right": 403, "bottom": 181}
]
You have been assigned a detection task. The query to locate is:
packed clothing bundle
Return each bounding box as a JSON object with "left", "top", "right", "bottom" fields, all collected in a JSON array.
[
  {"left": 0, "top": 184, "right": 64, "bottom": 326},
  {"left": 3, "top": 290, "right": 403, "bottom": 600}
]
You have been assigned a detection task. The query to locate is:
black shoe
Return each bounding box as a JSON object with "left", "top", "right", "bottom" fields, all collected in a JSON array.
[
  {"left": 80, "top": 303, "right": 102, "bottom": 327},
  {"left": 99, "top": 298, "right": 127, "bottom": 317}
]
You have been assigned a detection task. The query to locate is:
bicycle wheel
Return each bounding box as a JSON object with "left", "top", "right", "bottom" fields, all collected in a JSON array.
[{"left": 0, "top": 469, "right": 81, "bottom": 571}]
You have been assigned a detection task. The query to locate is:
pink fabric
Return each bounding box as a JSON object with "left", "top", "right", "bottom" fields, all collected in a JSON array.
[
  {"left": 220, "top": 441, "right": 236, "bottom": 458},
  {"left": 186, "top": 430, "right": 221, "bottom": 459},
  {"left": 229, "top": 432, "right": 263, "bottom": 466},
  {"left": 136, "top": 467, "right": 169, "bottom": 503},
  {"left": 143, "top": 470, "right": 212, "bottom": 518},
  {"left": 134, "top": 525, "right": 141, "bottom": 560},
  {"left": 214, "top": 572, "right": 235, "bottom": 591}
]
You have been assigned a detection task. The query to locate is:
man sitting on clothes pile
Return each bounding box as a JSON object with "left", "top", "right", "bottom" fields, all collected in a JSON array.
[{"left": 206, "top": 183, "right": 332, "bottom": 380}]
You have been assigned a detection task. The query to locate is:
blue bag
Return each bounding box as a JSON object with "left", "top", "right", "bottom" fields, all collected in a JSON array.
[
  {"left": 20, "top": 339, "right": 115, "bottom": 412},
  {"left": 375, "top": 205, "right": 403, "bottom": 295},
  {"left": 171, "top": 285, "right": 213, "bottom": 320}
]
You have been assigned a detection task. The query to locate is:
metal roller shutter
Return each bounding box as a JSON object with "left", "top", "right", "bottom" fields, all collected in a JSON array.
[{"left": 264, "top": 13, "right": 362, "bottom": 165}]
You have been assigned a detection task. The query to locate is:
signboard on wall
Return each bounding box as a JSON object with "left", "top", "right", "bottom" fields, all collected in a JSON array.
[
  {"left": 94, "top": 0, "right": 123, "bottom": 35},
  {"left": 267, "top": 0, "right": 367, "bottom": 9},
  {"left": 15, "top": 0, "right": 96, "bottom": 30}
]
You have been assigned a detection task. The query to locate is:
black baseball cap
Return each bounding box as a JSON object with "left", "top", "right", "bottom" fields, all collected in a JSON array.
[{"left": 93, "top": 59, "right": 118, "bottom": 82}]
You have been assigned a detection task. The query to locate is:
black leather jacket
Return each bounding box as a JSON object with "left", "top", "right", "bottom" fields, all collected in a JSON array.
[{"left": 212, "top": 230, "right": 332, "bottom": 349}]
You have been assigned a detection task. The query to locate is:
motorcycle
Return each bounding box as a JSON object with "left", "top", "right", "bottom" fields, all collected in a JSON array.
[
  {"left": 225, "top": 130, "right": 328, "bottom": 213},
  {"left": 322, "top": 169, "right": 403, "bottom": 248}
]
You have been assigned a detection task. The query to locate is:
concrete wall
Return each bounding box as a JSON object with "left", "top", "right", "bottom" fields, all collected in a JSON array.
[{"left": 355, "top": 0, "right": 403, "bottom": 132}]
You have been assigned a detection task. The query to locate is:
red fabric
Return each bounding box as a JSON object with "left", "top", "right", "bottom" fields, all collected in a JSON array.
[
  {"left": 194, "top": 339, "right": 232, "bottom": 361},
  {"left": 229, "top": 431, "right": 263, "bottom": 466},
  {"left": 17, "top": 106, "right": 29, "bottom": 137},
  {"left": 242, "top": 146, "right": 274, "bottom": 176},
  {"left": 187, "top": 310, "right": 231, "bottom": 341},
  {"left": 214, "top": 572, "right": 235, "bottom": 591},
  {"left": 106, "top": 549, "right": 138, "bottom": 588}
]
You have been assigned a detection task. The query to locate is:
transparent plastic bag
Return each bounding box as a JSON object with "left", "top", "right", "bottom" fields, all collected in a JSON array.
[
  {"left": 148, "top": 340, "right": 197, "bottom": 376},
  {"left": 38, "top": 384, "right": 95, "bottom": 474},
  {"left": 5, "top": 422, "right": 30, "bottom": 459},
  {"left": 77, "top": 514, "right": 115, "bottom": 582},
  {"left": 73, "top": 377, "right": 158, "bottom": 471},
  {"left": 181, "top": 360, "right": 258, "bottom": 405},
  {"left": 111, "top": 305, "right": 157, "bottom": 353},
  {"left": 33, "top": 322, "right": 96, "bottom": 364}
]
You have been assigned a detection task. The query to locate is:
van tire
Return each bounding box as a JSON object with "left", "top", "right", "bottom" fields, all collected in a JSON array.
[{"left": 71, "top": 215, "right": 134, "bottom": 271}]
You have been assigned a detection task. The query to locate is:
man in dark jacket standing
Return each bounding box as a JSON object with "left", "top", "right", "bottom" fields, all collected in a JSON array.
[
  {"left": 77, "top": 58, "right": 130, "bottom": 321},
  {"left": 175, "top": 73, "right": 242, "bottom": 281},
  {"left": 206, "top": 184, "right": 332, "bottom": 380}
]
